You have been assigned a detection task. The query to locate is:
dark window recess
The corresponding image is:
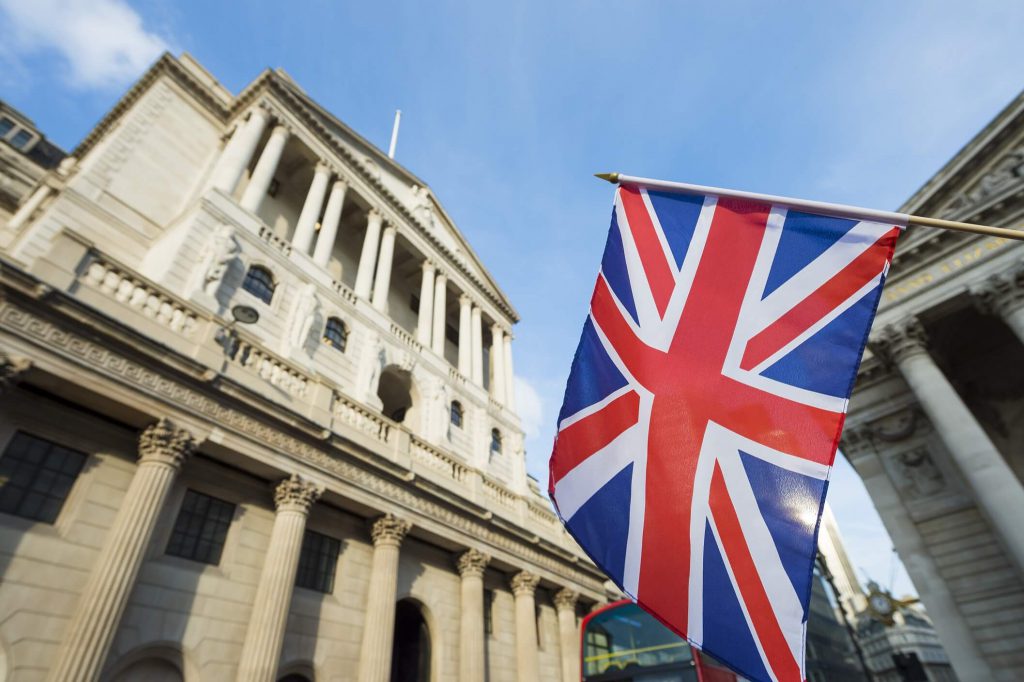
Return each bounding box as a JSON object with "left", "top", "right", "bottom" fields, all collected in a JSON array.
[
  {"left": 322, "top": 317, "right": 348, "bottom": 352},
  {"left": 166, "top": 490, "right": 235, "bottom": 565},
  {"left": 484, "top": 589, "right": 494, "bottom": 635},
  {"left": 450, "top": 401, "right": 464, "bottom": 428},
  {"left": 410, "top": 294, "right": 420, "bottom": 314},
  {"left": 295, "top": 529, "right": 341, "bottom": 593},
  {"left": 0, "top": 118, "right": 13, "bottom": 136},
  {"left": 490, "top": 428, "right": 502, "bottom": 455},
  {"left": 242, "top": 265, "right": 276, "bottom": 304},
  {"left": 446, "top": 324, "right": 459, "bottom": 345},
  {"left": 0, "top": 431, "right": 87, "bottom": 523}
]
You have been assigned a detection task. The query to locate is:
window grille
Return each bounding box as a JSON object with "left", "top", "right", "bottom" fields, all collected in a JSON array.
[
  {"left": 0, "top": 431, "right": 87, "bottom": 523},
  {"left": 242, "top": 265, "right": 276, "bottom": 304},
  {"left": 166, "top": 489, "right": 235, "bottom": 565}
]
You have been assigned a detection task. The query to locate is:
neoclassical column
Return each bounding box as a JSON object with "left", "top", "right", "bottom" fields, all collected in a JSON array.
[
  {"left": 209, "top": 108, "right": 270, "bottom": 194},
  {"left": 503, "top": 333, "right": 517, "bottom": 411},
  {"left": 48, "top": 419, "right": 196, "bottom": 682},
  {"left": 456, "top": 549, "right": 490, "bottom": 682},
  {"left": 844, "top": 429, "right": 992, "bottom": 680},
  {"left": 458, "top": 295, "right": 473, "bottom": 376},
  {"left": 312, "top": 179, "right": 349, "bottom": 268},
  {"left": 292, "top": 162, "right": 332, "bottom": 254},
  {"left": 471, "top": 306, "right": 484, "bottom": 386},
  {"left": 432, "top": 272, "right": 448, "bottom": 356},
  {"left": 510, "top": 571, "right": 541, "bottom": 682},
  {"left": 872, "top": 319, "right": 1024, "bottom": 574},
  {"left": 6, "top": 184, "right": 51, "bottom": 231},
  {"left": 236, "top": 475, "right": 322, "bottom": 682},
  {"left": 371, "top": 224, "right": 397, "bottom": 312},
  {"left": 973, "top": 262, "right": 1024, "bottom": 344},
  {"left": 490, "top": 324, "right": 506, "bottom": 401},
  {"left": 554, "top": 589, "right": 580, "bottom": 682},
  {"left": 240, "top": 124, "right": 290, "bottom": 213},
  {"left": 358, "top": 514, "right": 412, "bottom": 682},
  {"left": 354, "top": 210, "right": 384, "bottom": 299},
  {"left": 416, "top": 261, "right": 436, "bottom": 345}
]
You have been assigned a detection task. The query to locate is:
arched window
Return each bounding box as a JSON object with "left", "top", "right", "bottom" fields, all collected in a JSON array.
[
  {"left": 242, "top": 265, "right": 275, "bottom": 304},
  {"left": 490, "top": 428, "right": 502, "bottom": 455},
  {"left": 450, "top": 401, "right": 463, "bottom": 428},
  {"left": 322, "top": 317, "right": 348, "bottom": 352}
]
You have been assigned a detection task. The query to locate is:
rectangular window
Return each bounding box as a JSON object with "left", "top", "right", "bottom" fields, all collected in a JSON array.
[
  {"left": 166, "top": 489, "right": 235, "bottom": 565},
  {"left": 0, "top": 431, "right": 87, "bottom": 523},
  {"left": 0, "top": 117, "right": 14, "bottom": 137},
  {"left": 295, "top": 529, "right": 341, "bottom": 593},
  {"left": 10, "top": 129, "right": 32, "bottom": 150}
]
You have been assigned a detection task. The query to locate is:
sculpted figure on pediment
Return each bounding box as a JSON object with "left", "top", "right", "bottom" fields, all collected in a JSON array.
[
  {"left": 411, "top": 184, "right": 437, "bottom": 231},
  {"left": 894, "top": 447, "right": 946, "bottom": 499},
  {"left": 199, "top": 223, "right": 240, "bottom": 296}
]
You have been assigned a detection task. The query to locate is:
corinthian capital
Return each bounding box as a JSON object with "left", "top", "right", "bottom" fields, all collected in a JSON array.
[
  {"left": 273, "top": 474, "right": 323, "bottom": 514},
  {"left": 138, "top": 418, "right": 196, "bottom": 469},
  {"left": 370, "top": 514, "right": 411, "bottom": 547},
  {"left": 972, "top": 262, "right": 1024, "bottom": 318},
  {"left": 510, "top": 570, "right": 540, "bottom": 596},
  {"left": 553, "top": 588, "right": 579, "bottom": 612},
  {"left": 456, "top": 548, "right": 491, "bottom": 578},
  {"left": 869, "top": 318, "right": 928, "bottom": 365}
]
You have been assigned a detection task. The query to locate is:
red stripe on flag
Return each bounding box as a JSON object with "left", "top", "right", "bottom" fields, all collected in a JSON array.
[
  {"left": 636, "top": 198, "right": 772, "bottom": 637},
  {"left": 709, "top": 463, "right": 803, "bottom": 682},
  {"left": 740, "top": 227, "right": 900, "bottom": 371},
  {"left": 550, "top": 390, "right": 641, "bottom": 486},
  {"left": 619, "top": 185, "right": 675, "bottom": 318}
]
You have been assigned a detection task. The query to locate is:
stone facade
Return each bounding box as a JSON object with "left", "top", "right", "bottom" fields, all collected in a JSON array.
[
  {"left": 0, "top": 53, "right": 603, "bottom": 681},
  {"left": 844, "top": 89, "right": 1024, "bottom": 682}
]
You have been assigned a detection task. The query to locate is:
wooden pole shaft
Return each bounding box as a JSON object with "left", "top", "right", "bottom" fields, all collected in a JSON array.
[
  {"left": 905, "top": 214, "right": 1024, "bottom": 241},
  {"left": 596, "top": 172, "right": 1024, "bottom": 242}
]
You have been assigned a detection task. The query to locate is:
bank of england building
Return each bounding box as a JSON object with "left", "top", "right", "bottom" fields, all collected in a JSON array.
[
  {"left": 0, "top": 54, "right": 607, "bottom": 681},
  {"left": 845, "top": 89, "right": 1024, "bottom": 681}
]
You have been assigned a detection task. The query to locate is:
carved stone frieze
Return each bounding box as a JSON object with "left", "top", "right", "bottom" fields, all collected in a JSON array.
[
  {"left": 0, "top": 302, "right": 602, "bottom": 591},
  {"left": 370, "top": 513, "right": 411, "bottom": 547},
  {"left": 893, "top": 447, "right": 946, "bottom": 499},
  {"left": 456, "top": 548, "right": 491, "bottom": 578},
  {"left": 871, "top": 408, "right": 921, "bottom": 443},
  {"left": 869, "top": 318, "right": 929, "bottom": 365},
  {"left": 274, "top": 473, "right": 322, "bottom": 513},
  {"left": 940, "top": 143, "right": 1024, "bottom": 218},
  {"left": 138, "top": 418, "right": 196, "bottom": 469},
  {"left": 510, "top": 570, "right": 540, "bottom": 596},
  {"left": 972, "top": 259, "right": 1024, "bottom": 318}
]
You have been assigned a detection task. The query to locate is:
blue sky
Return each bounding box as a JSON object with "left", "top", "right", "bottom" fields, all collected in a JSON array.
[{"left": 4, "top": 0, "right": 1024, "bottom": 599}]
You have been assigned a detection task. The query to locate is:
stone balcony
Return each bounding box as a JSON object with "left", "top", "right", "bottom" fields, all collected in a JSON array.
[{"left": 22, "top": 222, "right": 570, "bottom": 548}]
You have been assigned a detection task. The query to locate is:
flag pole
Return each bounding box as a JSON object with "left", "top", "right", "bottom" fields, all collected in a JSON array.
[{"left": 594, "top": 172, "right": 1024, "bottom": 242}]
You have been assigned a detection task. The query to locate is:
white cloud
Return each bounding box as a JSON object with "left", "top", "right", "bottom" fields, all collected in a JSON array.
[
  {"left": 514, "top": 375, "right": 544, "bottom": 441},
  {"left": 0, "top": 0, "right": 169, "bottom": 90}
]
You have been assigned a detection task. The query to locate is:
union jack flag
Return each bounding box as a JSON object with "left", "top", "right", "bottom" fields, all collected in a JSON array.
[{"left": 549, "top": 181, "right": 901, "bottom": 682}]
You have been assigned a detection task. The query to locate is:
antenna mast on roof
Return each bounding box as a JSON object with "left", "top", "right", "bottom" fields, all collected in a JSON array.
[{"left": 388, "top": 109, "right": 401, "bottom": 159}]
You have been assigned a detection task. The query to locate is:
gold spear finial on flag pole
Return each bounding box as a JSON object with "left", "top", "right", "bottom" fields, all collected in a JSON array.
[{"left": 594, "top": 172, "right": 1024, "bottom": 242}]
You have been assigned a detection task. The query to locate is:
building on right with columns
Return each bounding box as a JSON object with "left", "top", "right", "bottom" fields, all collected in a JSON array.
[{"left": 843, "top": 89, "right": 1024, "bottom": 681}]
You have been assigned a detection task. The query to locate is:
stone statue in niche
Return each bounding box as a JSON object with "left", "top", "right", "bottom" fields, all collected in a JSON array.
[
  {"left": 287, "top": 283, "right": 320, "bottom": 355},
  {"left": 198, "top": 223, "right": 240, "bottom": 297},
  {"left": 896, "top": 447, "right": 946, "bottom": 498},
  {"left": 364, "top": 334, "right": 385, "bottom": 406}
]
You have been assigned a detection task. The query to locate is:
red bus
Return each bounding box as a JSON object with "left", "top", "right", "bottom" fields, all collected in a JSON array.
[{"left": 581, "top": 600, "right": 746, "bottom": 682}]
